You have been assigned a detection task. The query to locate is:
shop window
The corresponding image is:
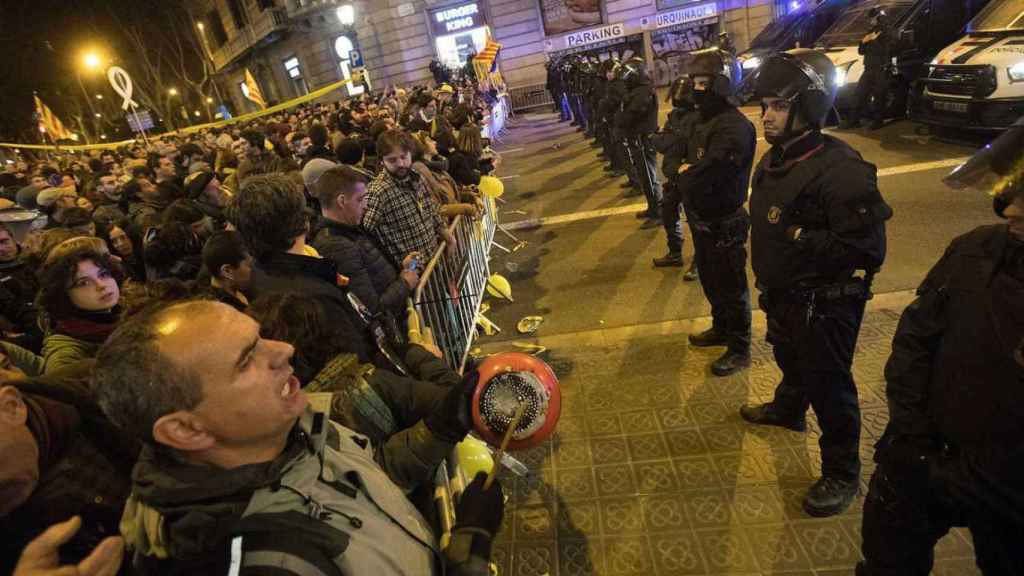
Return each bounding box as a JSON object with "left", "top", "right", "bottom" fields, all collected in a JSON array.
[
  {"left": 333, "top": 35, "right": 365, "bottom": 96},
  {"left": 284, "top": 57, "right": 309, "bottom": 96}
]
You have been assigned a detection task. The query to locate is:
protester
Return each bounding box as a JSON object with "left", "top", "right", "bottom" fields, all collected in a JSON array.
[{"left": 198, "top": 229, "right": 252, "bottom": 311}]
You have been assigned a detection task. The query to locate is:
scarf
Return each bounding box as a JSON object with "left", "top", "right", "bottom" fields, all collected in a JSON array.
[{"left": 55, "top": 307, "right": 121, "bottom": 344}]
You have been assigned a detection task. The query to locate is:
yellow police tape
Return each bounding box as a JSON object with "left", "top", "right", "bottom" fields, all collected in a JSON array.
[{"left": 0, "top": 78, "right": 353, "bottom": 152}]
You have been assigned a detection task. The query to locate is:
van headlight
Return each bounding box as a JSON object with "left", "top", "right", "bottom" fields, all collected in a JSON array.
[
  {"left": 742, "top": 56, "right": 761, "bottom": 70},
  {"left": 835, "top": 61, "right": 855, "bottom": 87},
  {"left": 1009, "top": 61, "right": 1024, "bottom": 82}
]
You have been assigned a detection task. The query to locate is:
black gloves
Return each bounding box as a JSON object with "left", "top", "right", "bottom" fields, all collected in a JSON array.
[
  {"left": 424, "top": 371, "right": 478, "bottom": 443},
  {"left": 455, "top": 472, "right": 505, "bottom": 536}
]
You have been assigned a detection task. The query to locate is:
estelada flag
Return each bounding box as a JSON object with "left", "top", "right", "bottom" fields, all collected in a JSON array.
[
  {"left": 475, "top": 37, "right": 503, "bottom": 72},
  {"left": 33, "top": 95, "right": 73, "bottom": 141},
  {"left": 244, "top": 69, "right": 267, "bottom": 110}
]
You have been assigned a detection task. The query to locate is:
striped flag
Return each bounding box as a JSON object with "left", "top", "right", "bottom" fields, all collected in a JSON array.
[
  {"left": 474, "top": 37, "right": 502, "bottom": 72},
  {"left": 244, "top": 68, "right": 267, "bottom": 109},
  {"left": 33, "top": 95, "right": 73, "bottom": 141}
]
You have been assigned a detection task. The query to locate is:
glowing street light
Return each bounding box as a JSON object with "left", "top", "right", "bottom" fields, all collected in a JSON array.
[
  {"left": 196, "top": 21, "right": 205, "bottom": 30},
  {"left": 95, "top": 113, "right": 102, "bottom": 118},
  {"left": 205, "top": 97, "right": 214, "bottom": 104},
  {"left": 168, "top": 88, "right": 179, "bottom": 97},
  {"left": 194, "top": 110, "right": 201, "bottom": 117},
  {"left": 95, "top": 94, "right": 103, "bottom": 100},
  {"left": 337, "top": 4, "right": 355, "bottom": 25},
  {"left": 82, "top": 51, "right": 102, "bottom": 70}
]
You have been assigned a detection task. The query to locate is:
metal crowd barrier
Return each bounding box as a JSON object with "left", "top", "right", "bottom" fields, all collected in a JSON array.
[
  {"left": 508, "top": 83, "right": 554, "bottom": 112},
  {"left": 413, "top": 195, "right": 497, "bottom": 373}
]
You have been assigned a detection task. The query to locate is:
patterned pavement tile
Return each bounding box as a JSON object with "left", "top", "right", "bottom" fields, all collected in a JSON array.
[
  {"left": 558, "top": 498, "right": 602, "bottom": 537},
  {"left": 688, "top": 401, "right": 734, "bottom": 426},
  {"left": 700, "top": 423, "right": 747, "bottom": 453},
  {"left": 711, "top": 451, "right": 771, "bottom": 487},
  {"left": 934, "top": 528, "right": 976, "bottom": 560},
  {"left": 648, "top": 531, "right": 708, "bottom": 575},
  {"left": 683, "top": 488, "right": 736, "bottom": 528},
  {"left": 664, "top": 428, "right": 710, "bottom": 457},
  {"left": 626, "top": 433, "right": 671, "bottom": 462},
  {"left": 556, "top": 466, "right": 599, "bottom": 502},
  {"left": 510, "top": 467, "right": 557, "bottom": 506},
  {"left": 585, "top": 411, "right": 624, "bottom": 437},
  {"left": 791, "top": 517, "right": 863, "bottom": 568},
  {"left": 933, "top": 557, "right": 983, "bottom": 576},
  {"left": 730, "top": 485, "right": 787, "bottom": 525},
  {"left": 673, "top": 455, "right": 721, "bottom": 487},
  {"left": 634, "top": 460, "right": 681, "bottom": 494},
  {"left": 554, "top": 413, "right": 588, "bottom": 440},
  {"left": 744, "top": 523, "right": 814, "bottom": 572},
  {"left": 590, "top": 435, "right": 631, "bottom": 465},
  {"left": 513, "top": 442, "right": 553, "bottom": 470},
  {"left": 599, "top": 497, "right": 646, "bottom": 535},
  {"left": 649, "top": 383, "right": 683, "bottom": 406},
  {"left": 513, "top": 503, "right": 556, "bottom": 541},
  {"left": 694, "top": 528, "right": 760, "bottom": 573},
  {"left": 512, "top": 541, "right": 558, "bottom": 576},
  {"left": 492, "top": 541, "right": 512, "bottom": 576},
  {"left": 619, "top": 409, "right": 661, "bottom": 434},
  {"left": 604, "top": 537, "right": 655, "bottom": 576},
  {"left": 656, "top": 405, "right": 697, "bottom": 430},
  {"left": 594, "top": 464, "right": 638, "bottom": 497},
  {"left": 559, "top": 538, "right": 605, "bottom": 576},
  {"left": 641, "top": 493, "right": 689, "bottom": 533},
  {"left": 553, "top": 438, "right": 593, "bottom": 469}
]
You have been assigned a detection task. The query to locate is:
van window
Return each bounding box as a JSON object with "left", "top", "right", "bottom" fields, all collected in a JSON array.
[
  {"left": 968, "top": 0, "right": 1024, "bottom": 31},
  {"left": 818, "top": 0, "right": 915, "bottom": 46}
]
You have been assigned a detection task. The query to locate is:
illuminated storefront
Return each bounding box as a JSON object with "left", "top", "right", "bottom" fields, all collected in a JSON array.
[{"left": 428, "top": 1, "right": 490, "bottom": 69}]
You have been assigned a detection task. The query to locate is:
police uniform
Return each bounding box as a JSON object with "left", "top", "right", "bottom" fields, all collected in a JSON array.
[
  {"left": 652, "top": 78, "right": 701, "bottom": 263},
  {"left": 853, "top": 9, "right": 892, "bottom": 129},
  {"left": 859, "top": 121, "right": 1024, "bottom": 575},
  {"left": 743, "top": 49, "right": 892, "bottom": 517},
  {"left": 614, "top": 58, "right": 661, "bottom": 219}
]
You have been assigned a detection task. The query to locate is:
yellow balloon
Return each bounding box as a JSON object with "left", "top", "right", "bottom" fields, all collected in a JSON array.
[
  {"left": 479, "top": 175, "right": 504, "bottom": 199},
  {"left": 455, "top": 436, "right": 494, "bottom": 480},
  {"left": 486, "top": 273, "right": 513, "bottom": 302}
]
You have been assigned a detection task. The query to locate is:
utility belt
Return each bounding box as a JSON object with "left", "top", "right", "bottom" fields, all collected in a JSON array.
[
  {"left": 689, "top": 209, "right": 747, "bottom": 234},
  {"left": 772, "top": 271, "right": 876, "bottom": 305}
]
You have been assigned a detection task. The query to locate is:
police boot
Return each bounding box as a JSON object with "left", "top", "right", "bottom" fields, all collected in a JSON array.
[
  {"left": 738, "top": 403, "right": 807, "bottom": 432},
  {"left": 711, "top": 349, "right": 751, "bottom": 377},
  {"left": 683, "top": 262, "right": 699, "bottom": 282},
  {"left": 652, "top": 253, "right": 684, "bottom": 267},
  {"left": 803, "top": 476, "right": 858, "bottom": 517},
  {"left": 688, "top": 327, "right": 727, "bottom": 347}
]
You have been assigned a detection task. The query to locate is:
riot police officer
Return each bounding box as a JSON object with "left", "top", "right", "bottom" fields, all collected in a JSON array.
[
  {"left": 652, "top": 75, "right": 701, "bottom": 282},
  {"left": 851, "top": 7, "right": 892, "bottom": 130},
  {"left": 858, "top": 121, "right": 1024, "bottom": 575},
  {"left": 742, "top": 49, "right": 892, "bottom": 516},
  {"left": 680, "top": 47, "right": 756, "bottom": 375},
  {"left": 615, "top": 57, "right": 662, "bottom": 225}
]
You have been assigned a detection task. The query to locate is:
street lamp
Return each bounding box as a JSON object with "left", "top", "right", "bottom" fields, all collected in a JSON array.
[
  {"left": 82, "top": 51, "right": 102, "bottom": 70},
  {"left": 76, "top": 48, "right": 107, "bottom": 144},
  {"left": 206, "top": 97, "right": 214, "bottom": 104},
  {"left": 168, "top": 88, "right": 179, "bottom": 97},
  {"left": 95, "top": 113, "right": 102, "bottom": 118},
  {"left": 337, "top": 4, "right": 355, "bottom": 25},
  {"left": 196, "top": 21, "right": 205, "bottom": 30},
  {"left": 95, "top": 94, "right": 103, "bottom": 100}
]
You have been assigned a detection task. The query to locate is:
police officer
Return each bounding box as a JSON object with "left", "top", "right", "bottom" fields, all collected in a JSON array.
[
  {"left": 615, "top": 57, "right": 661, "bottom": 226},
  {"left": 568, "top": 56, "right": 588, "bottom": 132},
  {"left": 742, "top": 49, "right": 892, "bottom": 516},
  {"left": 547, "top": 57, "right": 571, "bottom": 122},
  {"left": 593, "top": 58, "right": 619, "bottom": 159},
  {"left": 681, "top": 47, "right": 755, "bottom": 375},
  {"left": 652, "top": 75, "right": 701, "bottom": 282},
  {"left": 851, "top": 7, "right": 891, "bottom": 130},
  {"left": 858, "top": 121, "right": 1024, "bottom": 575}
]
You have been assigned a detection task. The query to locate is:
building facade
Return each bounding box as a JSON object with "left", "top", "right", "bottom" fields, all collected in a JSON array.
[{"left": 189, "top": 0, "right": 777, "bottom": 113}]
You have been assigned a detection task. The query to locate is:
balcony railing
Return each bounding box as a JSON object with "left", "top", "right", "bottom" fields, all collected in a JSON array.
[{"left": 210, "top": 7, "right": 289, "bottom": 71}]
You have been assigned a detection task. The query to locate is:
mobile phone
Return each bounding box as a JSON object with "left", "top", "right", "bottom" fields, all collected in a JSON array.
[{"left": 408, "top": 257, "right": 420, "bottom": 271}]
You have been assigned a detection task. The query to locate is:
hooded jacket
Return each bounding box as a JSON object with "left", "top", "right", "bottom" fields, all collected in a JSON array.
[{"left": 122, "top": 410, "right": 440, "bottom": 576}]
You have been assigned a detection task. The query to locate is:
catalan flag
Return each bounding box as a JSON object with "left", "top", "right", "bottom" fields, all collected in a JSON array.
[
  {"left": 474, "top": 37, "right": 503, "bottom": 72},
  {"left": 244, "top": 68, "right": 267, "bottom": 110},
  {"left": 33, "top": 95, "right": 73, "bottom": 142}
]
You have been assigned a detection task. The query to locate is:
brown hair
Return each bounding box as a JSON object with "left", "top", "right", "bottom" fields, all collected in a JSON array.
[
  {"left": 375, "top": 128, "right": 416, "bottom": 159},
  {"left": 456, "top": 124, "right": 483, "bottom": 157},
  {"left": 314, "top": 165, "right": 369, "bottom": 210}
]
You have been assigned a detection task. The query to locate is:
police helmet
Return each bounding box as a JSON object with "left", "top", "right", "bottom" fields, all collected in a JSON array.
[
  {"left": 669, "top": 75, "right": 694, "bottom": 109},
  {"left": 599, "top": 57, "right": 619, "bottom": 76},
  {"left": 944, "top": 118, "right": 1024, "bottom": 218},
  {"left": 619, "top": 57, "right": 648, "bottom": 86},
  {"left": 688, "top": 47, "right": 742, "bottom": 97},
  {"left": 755, "top": 48, "right": 837, "bottom": 129}
]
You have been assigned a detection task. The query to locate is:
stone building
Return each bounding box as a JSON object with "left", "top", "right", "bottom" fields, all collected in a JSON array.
[{"left": 187, "top": 0, "right": 779, "bottom": 114}]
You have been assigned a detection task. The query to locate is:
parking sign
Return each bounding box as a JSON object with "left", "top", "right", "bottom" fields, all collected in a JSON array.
[{"left": 349, "top": 50, "right": 364, "bottom": 68}]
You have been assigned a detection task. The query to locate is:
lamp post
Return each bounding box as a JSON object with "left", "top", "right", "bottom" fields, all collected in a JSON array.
[
  {"left": 75, "top": 49, "right": 105, "bottom": 144},
  {"left": 195, "top": 20, "right": 227, "bottom": 112}
]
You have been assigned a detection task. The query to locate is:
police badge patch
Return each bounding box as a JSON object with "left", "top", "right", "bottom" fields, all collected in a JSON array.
[{"left": 768, "top": 206, "right": 782, "bottom": 224}]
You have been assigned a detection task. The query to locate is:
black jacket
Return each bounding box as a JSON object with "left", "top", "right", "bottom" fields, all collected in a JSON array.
[
  {"left": 652, "top": 107, "right": 700, "bottom": 179},
  {"left": 884, "top": 224, "right": 1024, "bottom": 522},
  {"left": 677, "top": 106, "right": 756, "bottom": 220},
  {"left": 859, "top": 25, "right": 892, "bottom": 69},
  {"left": 750, "top": 131, "right": 891, "bottom": 292},
  {"left": 312, "top": 218, "right": 409, "bottom": 320},
  {"left": 614, "top": 78, "right": 658, "bottom": 137},
  {"left": 249, "top": 251, "right": 378, "bottom": 365},
  {"left": 447, "top": 150, "right": 483, "bottom": 187}
]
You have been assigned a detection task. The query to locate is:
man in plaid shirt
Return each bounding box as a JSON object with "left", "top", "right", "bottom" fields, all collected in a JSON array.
[{"left": 364, "top": 129, "right": 456, "bottom": 266}]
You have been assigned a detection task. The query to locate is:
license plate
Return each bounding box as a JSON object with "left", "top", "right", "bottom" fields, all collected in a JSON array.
[{"left": 932, "top": 100, "right": 969, "bottom": 113}]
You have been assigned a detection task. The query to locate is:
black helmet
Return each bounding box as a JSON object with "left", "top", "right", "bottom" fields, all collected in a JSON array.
[
  {"left": 688, "top": 47, "right": 742, "bottom": 97},
  {"left": 755, "top": 48, "right": 837, "bottom": 132},
  {"left": 669, "top": 75, "right": 694, "bottom": 109},
  {"left": 944, "top": 118, "right": 1024, "bottom": 218},
  {"left": 599, "top": 57, "right": 619, "bottom": 76},
  {"left": 620, "top": 57, "right": 647, "bottom": 87}
]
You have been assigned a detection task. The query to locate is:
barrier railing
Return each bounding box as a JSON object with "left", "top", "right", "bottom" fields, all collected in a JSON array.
[
  {"left": 412, "top": 194, "right": 496, "bottom": 372},
  {"left": 508, "top": 83, "right": 555, "bottom": 112}
]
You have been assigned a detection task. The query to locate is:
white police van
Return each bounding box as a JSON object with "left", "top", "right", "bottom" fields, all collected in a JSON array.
[{"left": 918, "top": 0, "right": 1024, "bottom": 129}]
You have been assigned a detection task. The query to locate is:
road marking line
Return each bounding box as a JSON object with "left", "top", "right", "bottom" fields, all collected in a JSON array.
[
  {"left": 498, "top": 147, "right": 525, "bottom": 153},
  {"left": 499, "top": 175, "right": 521, "bottom": 180},
  {"left": 505, "top": 156, "right": 970, "bottom": 230}
]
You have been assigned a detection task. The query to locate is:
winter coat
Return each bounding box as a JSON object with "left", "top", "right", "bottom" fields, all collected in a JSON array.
[
  {"left": 312, "top": 218, "right": 409, "bottom": 320},
  {"left": 41, "top": 333, "right": 101, "bottom": 375}
]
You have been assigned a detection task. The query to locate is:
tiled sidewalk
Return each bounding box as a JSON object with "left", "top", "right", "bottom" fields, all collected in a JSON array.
[{"left": 481, "top": 303, "right": 980, "bottom": 576}]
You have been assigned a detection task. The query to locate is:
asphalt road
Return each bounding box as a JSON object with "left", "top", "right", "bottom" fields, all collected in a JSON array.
[{"left": 481, "top": 107, "right": 992, "bottom": 341}]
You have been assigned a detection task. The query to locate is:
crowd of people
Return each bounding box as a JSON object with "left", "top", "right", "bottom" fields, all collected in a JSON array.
[
  {"left": 0, "top": 79, "right": 508, "bottom": 575},
  {"left": 549, "top": 41, "right": 1024, "bottom": 574}
]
